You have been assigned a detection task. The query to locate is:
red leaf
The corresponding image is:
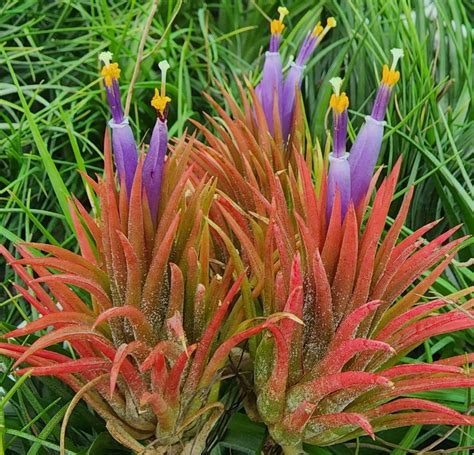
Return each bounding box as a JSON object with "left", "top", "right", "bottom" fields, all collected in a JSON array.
[
  {"left": 6, "top": 312, "right": 94, "bottom": 338},
  {"left": 0, "top": 245, "right": 56, "bottom": 313},
  {"left": 292, "top": 371, "right": 392, "bottom": 405},
  {"left": 92, "top": 305, "right": 151, "bottom": 337},
  {"left": 317, "top": 339, "right": 394, "bottom": 375},
  {"left": 17, "top": 358, "right": 110, "bottom": 377},
  {"left": 165, "top": 344, "right": 197, "bottom": 407},
  {"left": 331, "top": 205, "right": 358, "bottom": 322},
  {"left": 321, "top": 190, "right": 342, "bottom": 282},
  {"left": 33, "top": 274, "right": 112, "bottom": 310},
  {"left": 331, "top": 301, "right": 382, "bottom": 348},
  {"left": 375, "top": 300, "right": 446, "bottom": 341},
  {"left": 381, "top": 363, "right": 463, "bottom": 379},
  {"left": 368, "top": 398, "right": 466, "bottom": 420},
  {"left": 185, "top": 273, "right": 245, "bottom": 391},
  {"left": 282, "top": 401, "right": 317, "bottom": 433}
]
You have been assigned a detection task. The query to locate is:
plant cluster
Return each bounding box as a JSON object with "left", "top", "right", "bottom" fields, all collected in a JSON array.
[{"left": 1, "top": 6, "right": 473, "bottom": 455}]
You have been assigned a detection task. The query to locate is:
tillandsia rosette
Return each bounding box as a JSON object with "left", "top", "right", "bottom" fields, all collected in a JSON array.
[
  {"left": 0, "top": 5, "right": 473, "bottom": 455},
  {"left": 0, "top": 53, "right": 294, "bottom": 454},
  {"left": 188, "top": 6, "right": 474, "bottom": 454}
]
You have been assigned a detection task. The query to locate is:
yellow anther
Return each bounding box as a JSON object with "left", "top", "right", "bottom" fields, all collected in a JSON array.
[
  {"left": 330, "top": 92, "right": 349, "bottom": 113},
  {"left": 312, "top": 21, "right": 323, "bottom": 37},
  {"left": 271, "top": 19, "right": 285, "bottom": 35},
  {"left": 381, "top": 64, "right": 400, "bottom": 86},
  {"left": 381, "top": 48, "right": 403, "bottom": 86},
  {"left": 329, "top": 77, "right": 348, "bottom": 112},
  {"left": 326, "top": 17, "right": 336, "bottom": 28},
  {"left": 271, "top": 6, "right": 289, "bottom": 35},
  {"left": 315, "top": 17, "right": 336, "bottom": 44},
  {"left": 151, "top": 88, "right": 171, "bottom": 116},
  {"left": 101, "top": 62, "right": 121, "bottom": 87}
]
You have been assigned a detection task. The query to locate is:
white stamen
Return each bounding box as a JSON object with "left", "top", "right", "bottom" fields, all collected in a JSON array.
[
  {"left": 158, "top": 60, "right": 170, "bottom": 96},
  {"left": 278, "top": 6, "right": 289, "bottom": 21},
  {"left": 329, "top": 77, "right": 343, "bottom": 96},
  {"left": 390, "top": 48, "right": 404, "bottom": 70},
  {"left": 158, "top": 60, "right": 170, "bottom": 75},
  {"left": 99, "top": 51, "right": 113, "bottom": 66}
]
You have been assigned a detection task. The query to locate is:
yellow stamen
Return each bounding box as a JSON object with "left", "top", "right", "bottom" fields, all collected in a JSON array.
[
  {"left": 271, "top": 19, "right": 285, "bottom": 34},
  {"left": 271, "top": 6, "right": 289, "bottom": 35},
  {"left": 329, "top": 77, "right": 348, "bottom": 113},
  {"left": 151, "top": 60, "right": 171, "bottom": 116},
  {"left": 99, "top": 51, "right": 121, "bottom": 87},
  {"left": 101, "top": 63, "right": 121, "bottom": 87},
  {"left": 312, "top": 21, "right": 323, "bottom": 37},
  {"left": 381, "top": 65, "right": 400, "bottom": 86},
  {"left": 315, "top": 17, "right": 337, "bottom": 43},
  {"left": 381, "top": 48, "right": 403, "bottom": 86},
  {"left": 330, "top": 93, "right": 349, "bottom": 113},
  {"left": 151, "top": 88, "right": 171, "bottom": 116}
]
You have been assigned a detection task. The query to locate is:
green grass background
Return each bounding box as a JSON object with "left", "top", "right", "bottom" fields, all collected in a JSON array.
[{"left": 0, "top": 0, "right": 472, "bottom": 453}]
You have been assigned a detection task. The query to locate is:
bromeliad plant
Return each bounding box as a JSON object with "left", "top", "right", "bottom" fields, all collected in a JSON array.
[
  {"left": 0, "top": 54, "right": 291, "bottom": 454},
  {"left": 188, "top": 8, "right": 474, "bottom": 453},
  {"left": 1, "top": 6, "right": 473, "bottom": 454}
]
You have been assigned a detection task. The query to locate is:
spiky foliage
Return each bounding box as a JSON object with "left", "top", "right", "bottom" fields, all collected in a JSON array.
[
  {"left": 188, "top": 84, "right": 474, "bottom": 451},
  {"left": 0, "top": 130, "right": 289, "bottom": 454}
]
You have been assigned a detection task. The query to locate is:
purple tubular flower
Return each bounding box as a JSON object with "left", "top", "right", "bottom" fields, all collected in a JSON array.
[
  {"left": 106, "top": 79, "right": 124, "bottom": 124},
  {"left": 371, "top": 83, "right": 392, "bottom": 121},
  {"left": 281, "top": 62, "right": 303, "bottom": 140},
  {"left": 280, "top": 33, "right": 317, "bottom": 139},
  {"left": 143, "top": 118, "right": 168, "bottom": 222},
  {"left": 348, "top": 115, "right": 385, "bottom": 207},
  {"left": 280, "top": 19, "right": 335, "bottom": 140},
  {"left": 348, "top": 48, "right": 403, "bottom": 207},
  {"left": 268, "top": 7, "right": 289, "bottom": 52},
  {"left": 256, "top": 51, "right": 283, "bottom": 134},
  {"left": 333, "top": 108, "right": 348, "bottom": 157},
  {"left": 295, "top": 32, "right": 318, "bottom": 66},
  {"left": 109, "top": 119, "right": 139, "bottom": 197},
  {"left": 327, "top": 153, "right": 351, "bottom": 221},
  {"left": 143, "top": 60, "right": 171, "bottom": 224},
  {"left": 100, "top": 52, "right": 138, "bottom": 197},
  {"left": 269, "top": 33, "right": 281, "bottom": 53},
  {"left": 326, "top": 77, "right": 350, "bottom": 220}
]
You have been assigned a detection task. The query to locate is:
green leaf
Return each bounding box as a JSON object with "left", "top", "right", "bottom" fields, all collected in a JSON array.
[{"left": 211, "top": 413, "right": 266, "bottom": 454}]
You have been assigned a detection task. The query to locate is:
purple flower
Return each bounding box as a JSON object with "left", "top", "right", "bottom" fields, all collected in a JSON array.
[
  {"left": 255, "top": 7, "right": 288, "bottom": 133},
  {"left": 109, "top": 118, "right": 139, "bottom": 195},
  {"left": 348, "top": 48, "right": 403, "bottom": 207},
  {"left": 269, "top": 6, "right": 289, "bottom": 52},
  {"left": 326, "top": 77, "right": 350, "bottom": 220},
  {"left": 143, "top": 60, "right": 171, "bottom": 223},
  {"left": 281, "top": 18, "right": 336, "bottom": 140},
  {"left": 257, "top": 51, "right": 283, "bottom": 134},
  {"left": 348, "top": 115, "right": 385, "bottom": 208},
  {"left": 99, "top": 51, "right": 138, "bottom": 196},
  {"left": 327, "top": 153, "right": 351, "bottom": 222}
]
